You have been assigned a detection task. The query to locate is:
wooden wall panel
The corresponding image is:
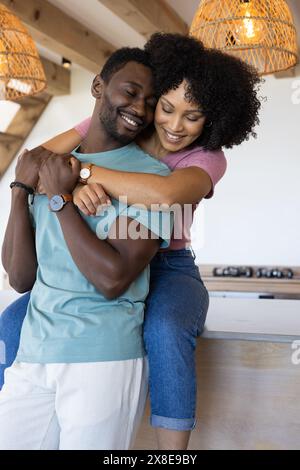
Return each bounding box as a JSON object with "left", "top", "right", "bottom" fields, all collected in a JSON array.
[{"left": 133, "top": 338, "right": 300, "bottom": 450}]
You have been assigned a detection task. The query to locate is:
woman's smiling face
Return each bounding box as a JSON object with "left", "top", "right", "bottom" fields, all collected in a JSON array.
[{"left": 154, "top": 80, "right": 206, "bottom": 153}]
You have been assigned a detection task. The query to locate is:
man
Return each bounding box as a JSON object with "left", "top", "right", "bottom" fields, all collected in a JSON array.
[{"left": 0, "top": 48, "right": 172, "bottom": 450}]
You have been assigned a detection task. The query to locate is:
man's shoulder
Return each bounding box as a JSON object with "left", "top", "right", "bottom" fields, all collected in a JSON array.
[
  {"left": 72, "top": 142, "right": 170, "bottom": 176},
  {"left": 128, "top": 143, "right": 170, "bottom": 176}
]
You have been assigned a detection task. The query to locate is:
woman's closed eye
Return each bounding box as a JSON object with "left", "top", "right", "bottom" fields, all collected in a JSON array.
[
  {"left": 162, "top": 106, "right": 202, "bottom": 121},
  {"left": 186, "top": 115, "right": 202, "bottom": 122}
]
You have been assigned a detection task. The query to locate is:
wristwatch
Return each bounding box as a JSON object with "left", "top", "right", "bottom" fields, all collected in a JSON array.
[
  {"left": 49, "top": 194, "right": 73, "bottom": 212},
  {"left": 79, "top": 163, "right": 93, "bottom": 184}
]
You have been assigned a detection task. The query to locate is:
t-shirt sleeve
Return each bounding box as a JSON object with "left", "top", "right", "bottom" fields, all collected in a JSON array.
[
  {"left": 119, "top": 204, "right": 174, "bottom": 249},
  {"left": 177, "top": 148, "right": 227, "bottom": 199},
  {"left": 74, "top": 117, "right": 91, "bottom": 139}
]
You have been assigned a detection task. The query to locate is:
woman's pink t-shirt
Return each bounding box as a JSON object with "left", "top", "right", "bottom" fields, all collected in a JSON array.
[{"left": 75, "top": 118, "right": 227, "bottom": 250}]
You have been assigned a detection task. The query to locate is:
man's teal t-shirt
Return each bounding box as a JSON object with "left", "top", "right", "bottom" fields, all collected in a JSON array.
[{"left": 16, "top": 143, "right": 172, "bottom": 364}]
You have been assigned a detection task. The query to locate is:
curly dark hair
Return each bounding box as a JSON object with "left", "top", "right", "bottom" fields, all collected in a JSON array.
[
  {"left": 144, "top": 32, "right": 262, "bottom": 150},
  {"left": 100, "top": 47, "right": 152, "bottom": 83}
]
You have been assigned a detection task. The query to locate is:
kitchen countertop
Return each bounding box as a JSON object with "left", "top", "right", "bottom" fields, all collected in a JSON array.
[
  {"left": 1, "top": 290, "right": 299, "bottom": 343},
  {"left": 203, "top": 296, "right": 300, "bottom": 343}
]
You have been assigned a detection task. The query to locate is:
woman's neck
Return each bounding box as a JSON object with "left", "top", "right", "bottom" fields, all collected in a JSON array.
[{"left": 136, "top": 127, "right": 169, "bottom": 160}]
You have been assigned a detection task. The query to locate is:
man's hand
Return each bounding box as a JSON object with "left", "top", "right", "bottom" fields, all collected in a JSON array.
[
  {"left": 15, "top": 146, "right": 52, "bottom": 189},
  {"left": 39, "top": 154, "right": 81, "bottom": 198},
  {"left": 36, "top": 179, "right": 46, "bottom": 195}
]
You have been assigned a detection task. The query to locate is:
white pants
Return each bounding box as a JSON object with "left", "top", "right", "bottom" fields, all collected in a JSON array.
[{"left": 0, "top": 358, "right": 148, "bottom": 450}]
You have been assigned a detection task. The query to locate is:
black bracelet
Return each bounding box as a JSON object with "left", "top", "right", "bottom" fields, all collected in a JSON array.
[{"left": 10, "top": 181, "right": 35, "bottom": 195}]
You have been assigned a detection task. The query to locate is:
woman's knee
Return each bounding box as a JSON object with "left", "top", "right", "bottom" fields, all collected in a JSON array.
[
  {"left": 144, "top": 293, "right": 208, "bottom": 346},
  {"left": 144, "top": 307, "right": 195, "bottom": 360}
]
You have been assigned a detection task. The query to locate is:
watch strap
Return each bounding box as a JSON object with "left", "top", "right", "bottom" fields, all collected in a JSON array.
[{"left": 61, "top": 194, "right": 73, "bottom": 203}]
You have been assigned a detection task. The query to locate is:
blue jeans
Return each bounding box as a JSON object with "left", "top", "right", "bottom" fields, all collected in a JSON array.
[
  {"left": 0, "top": 292, "right": 30, "bottom": 387},
  {"left": 0, "top": 249, "right": 209, "bottom": 431},
  {"left": 145, "top": 249, "right": 209, "bottom": 430}
]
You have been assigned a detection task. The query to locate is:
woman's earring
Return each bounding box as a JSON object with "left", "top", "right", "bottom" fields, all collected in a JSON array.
[{"left": 205, "top": 121, "right": 213, "bottom": 128}]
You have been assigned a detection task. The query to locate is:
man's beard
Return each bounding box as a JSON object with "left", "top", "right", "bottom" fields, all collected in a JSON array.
[{"left": 100, "top": 95, "right": 135, "bottom": 145}]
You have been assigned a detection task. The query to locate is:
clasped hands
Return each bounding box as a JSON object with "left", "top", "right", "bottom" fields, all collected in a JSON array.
[{"left": 15, "top": 147, "right": 111, "bottom": 216}]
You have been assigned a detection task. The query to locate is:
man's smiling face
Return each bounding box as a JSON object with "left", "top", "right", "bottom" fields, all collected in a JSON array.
[{"left": 99, "top": 61, "right": 157, "bottom": 145}]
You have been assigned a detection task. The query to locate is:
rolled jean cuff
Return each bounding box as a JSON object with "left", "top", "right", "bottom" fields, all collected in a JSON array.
[{"left": 150, "top": 414, "right": 196, "bottom": 431}]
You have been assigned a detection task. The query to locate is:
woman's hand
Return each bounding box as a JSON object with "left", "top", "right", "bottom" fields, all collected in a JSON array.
[{"left": 73, "top": 183, "right": 111, "bottom": 216}]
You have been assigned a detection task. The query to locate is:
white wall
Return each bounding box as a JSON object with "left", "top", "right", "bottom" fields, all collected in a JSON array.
[
  {"left": 0, "top": 66, "right": 94, "bottom": 288},
  {"left": 1, "top": 70, "right": 300, "bottom": 288},
  {"left": 192, "top": 74, "right": 300, "bottom": 267}
]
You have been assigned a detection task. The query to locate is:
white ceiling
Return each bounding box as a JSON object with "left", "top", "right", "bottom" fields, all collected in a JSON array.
[
  {"left": 40, "top": 0, "right": 299, "bottom": 66},
  {"left": 47, "top": 0, "right": 144, "bottom": 48}
]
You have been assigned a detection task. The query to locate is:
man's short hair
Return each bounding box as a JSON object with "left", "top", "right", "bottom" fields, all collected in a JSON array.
[{"left": 100, "top": 47, "right": 152, "bottom": 83}]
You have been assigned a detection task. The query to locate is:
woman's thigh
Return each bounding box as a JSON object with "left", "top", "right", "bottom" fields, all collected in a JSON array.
[{"left": 145, "top": 254, "right": 209, "bottom": 341}]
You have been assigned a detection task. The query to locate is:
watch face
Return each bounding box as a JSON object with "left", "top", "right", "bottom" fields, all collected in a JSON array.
[
  {"left": 49, "top": 195, "right": 64, "bottom": 212},
  {"left": 80, "top": 168, "right": 91, "bottom": 180}
]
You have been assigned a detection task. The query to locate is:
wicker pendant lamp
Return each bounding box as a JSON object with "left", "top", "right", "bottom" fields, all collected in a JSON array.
[
  {"left": 190, "top": 0, "right": 298, "bottom": 75},
  {"left": 0, "top": 3, "right": 46, "bottom": 100}
]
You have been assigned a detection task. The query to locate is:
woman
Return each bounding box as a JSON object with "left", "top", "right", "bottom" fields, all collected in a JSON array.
[{"left": 0, "top": 33, "right": 261, "bottom": 449}]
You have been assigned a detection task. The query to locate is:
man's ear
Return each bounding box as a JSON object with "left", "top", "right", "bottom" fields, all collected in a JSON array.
[{"left": 91, "top": 75, "right": 103, "bottom": 99}]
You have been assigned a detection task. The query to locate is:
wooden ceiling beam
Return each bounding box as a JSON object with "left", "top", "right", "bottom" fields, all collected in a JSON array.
[
  {"left": 0, "top": 131, "right": 23, "bottom": 143},
  {"left": 2, "top": 0, "right": 115, "bottom": 74},
  {"left": 0, "top": 94, "right": 52, "bottom": 179},
  {"left": 40, "top": 57, "right": 70, "bottom": 96},
  {"left": 10, "top": 91, "right": 50, "bottom": 108},
  {"left": 98, "top": 0, "right": 188, "bottom": 38}
]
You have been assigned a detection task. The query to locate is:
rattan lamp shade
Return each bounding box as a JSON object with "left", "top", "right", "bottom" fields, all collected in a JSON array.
[
  {"left": 190, "top": 0, "right": 298, "bottom": 75},
  {"left": 0, "top": 4, "right": 46, "bottom": 100}
]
